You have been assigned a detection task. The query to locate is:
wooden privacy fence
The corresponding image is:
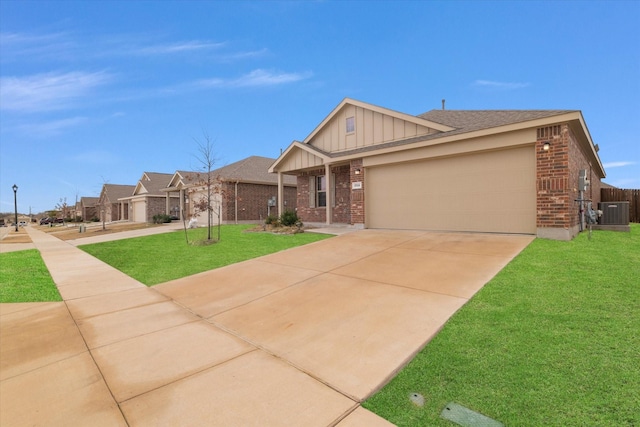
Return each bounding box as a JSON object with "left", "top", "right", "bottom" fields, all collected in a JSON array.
[{"left": 601, "top": 188, "right": 640, "bottom": 223}]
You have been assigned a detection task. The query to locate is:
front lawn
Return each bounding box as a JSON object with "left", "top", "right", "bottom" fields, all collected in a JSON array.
[
  {"left": 0, "top": 249, "right": 61, "bottom": 303},
  {"left": 364, "top": 225, "right": 640, "bottom": 426},
  {"left": 79, "top": 225, "right": 332, "bottom": 285}
]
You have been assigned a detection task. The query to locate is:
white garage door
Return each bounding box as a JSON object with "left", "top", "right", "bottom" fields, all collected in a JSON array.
[
  {"left": 365, "top": 146, "right": 536, "bottom": 234},
  {"left": 132, "top": 200, "right": 146, "bottom": 222}
]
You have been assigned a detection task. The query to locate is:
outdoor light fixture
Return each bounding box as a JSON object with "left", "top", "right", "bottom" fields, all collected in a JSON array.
[
  {"left": 354, "top": 168, "right": 361, "bottom": 174},
  {"left": 542, "top": 141, "right": 551, "bottom": 151},
  {"left": 12, "top": 184, "right": 18, "bottom": 232}
]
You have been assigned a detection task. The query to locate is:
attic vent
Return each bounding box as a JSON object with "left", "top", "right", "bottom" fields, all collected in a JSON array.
[
  {"left": 537, "top": 125, "right": 562, "bottom": 139},
  {"left": 346, "top": 116, "right": 355, "bottom": 133}
]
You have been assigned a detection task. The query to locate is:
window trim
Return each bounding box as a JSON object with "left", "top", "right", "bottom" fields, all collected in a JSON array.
[
  {"left": 316, "top": 175, "right": 327, "bottom": 207},
  {"left": 346, "top": 116, "right": 355, "bottom": 134},
  {"left": 309, "top": 173, "right": 336, "bottom": 208}
]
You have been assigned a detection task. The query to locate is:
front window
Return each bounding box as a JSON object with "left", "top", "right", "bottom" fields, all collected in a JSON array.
[{"left": 316, "top": 175, "right": 327, "bottom": 207}]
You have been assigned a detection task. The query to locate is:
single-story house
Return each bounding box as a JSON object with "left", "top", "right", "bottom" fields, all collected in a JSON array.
[
  {"left": 120, "top": 172, "right": 180, "bottom": 222},
  {"left": 97, "top": 184, "right": 135, "bottom": 222},
  {"left": 163, "top": 156, "right": 297, "bottom": 224},
  {"left": 80, "top": 196, "right": 99, "bottom": 221},
  {"left": 269, "top": 98, "right": 606, "bottom": 240}
]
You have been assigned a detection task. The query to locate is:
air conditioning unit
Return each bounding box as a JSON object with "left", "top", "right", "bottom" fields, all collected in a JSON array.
[{"left": 598, "top": 202, "right": 629, "bottom": 225}]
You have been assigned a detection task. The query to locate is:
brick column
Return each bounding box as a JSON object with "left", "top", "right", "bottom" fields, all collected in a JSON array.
[
  {"left": 350, "top": 159, "right": 365, "bottom": 227},
  {"left": 536, "top": 125, "right": 571, "bottom": 239}
]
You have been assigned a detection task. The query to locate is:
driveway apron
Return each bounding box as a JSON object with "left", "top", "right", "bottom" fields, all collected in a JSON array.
[{"left": 1, "top": 227, "right": 532, "bottom": 426}]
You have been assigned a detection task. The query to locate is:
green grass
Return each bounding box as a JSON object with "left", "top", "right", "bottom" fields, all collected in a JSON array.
[
  {"left": 0, "top": 249, "right": 62, "bottom": 303},
  {"left": 79, "top": 224, "right": 332, "bottom": 285},
  {"left": 364, "top": 225, "right": 640, "bottom": 426}
]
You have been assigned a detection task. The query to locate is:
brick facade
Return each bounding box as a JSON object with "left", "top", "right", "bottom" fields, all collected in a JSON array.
[
  {"left": 145, "top": 196, "right": 180, "bottom": 222},
  {"left": 536, "top": 123, "right": 601, "bottom": 239},
  {"left": 296, "top": 164, "right": 361, "bottom": 225},
  {"left": 82, "top": 206, "right": 97, "bottom": 221},
  {"left": 220, "top": 182, "right": 297, "bottom": 222}
]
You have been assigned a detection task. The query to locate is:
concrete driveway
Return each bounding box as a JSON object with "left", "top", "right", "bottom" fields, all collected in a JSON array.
[{"left": 1, "top": 227, "right": 533, "bottom": 426}]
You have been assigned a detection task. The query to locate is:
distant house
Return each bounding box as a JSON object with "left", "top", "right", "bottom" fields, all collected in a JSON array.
[
  {"left": 163, "top": 156, "right": 297, "bottom": 225},
  {"left": 269, "top": 98, "right": 606, "bottom": 240},
  {"left": 80, "top": 196, "right": 99, "bottom": 221},
  {"left": 98, "top": 184, "right": 135, "bottom": 222},
  {"left": 120, "top": 172, "right": 180, "bottom": 222}
]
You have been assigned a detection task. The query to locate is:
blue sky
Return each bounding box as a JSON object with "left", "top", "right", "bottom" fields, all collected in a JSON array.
[{"left": 1, "top": 0, "right": 638, "bottom": 215}]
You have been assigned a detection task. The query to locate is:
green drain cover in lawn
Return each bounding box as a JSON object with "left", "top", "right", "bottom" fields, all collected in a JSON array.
[{"left": 440, "top": 402, "right": 503, "bottom": 427}]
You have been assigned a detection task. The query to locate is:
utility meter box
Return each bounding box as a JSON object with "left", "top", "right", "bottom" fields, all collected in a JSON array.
[{"left": 578, "top": 170, "right": 590, "bottom": 192}]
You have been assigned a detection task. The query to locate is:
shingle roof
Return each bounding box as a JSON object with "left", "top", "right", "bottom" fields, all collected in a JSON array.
[
  {"left": 418, "top": 109, "right": 576, "bottom": 135},
  {"left": 80, "top": 196, "right": 99, "bottom": 207},
  {"left": 139, "top": 172, "right": 174, "bottom": 195},
  {"left": 102, "top": 184, "right": 135, "bottom": 202},
  {"left": 183, "top": 156, "right": 296, "bottom": 186}
]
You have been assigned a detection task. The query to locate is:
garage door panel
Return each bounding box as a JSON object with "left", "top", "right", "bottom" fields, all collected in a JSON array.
[
  {"left": 365, "top": 147, "right": 535, "bottom": 234},
  {"left": 133, "top": 201, "right": 146, "bottom": 223}
]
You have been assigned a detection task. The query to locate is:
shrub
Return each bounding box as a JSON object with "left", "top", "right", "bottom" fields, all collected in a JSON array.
[
  {"left": 280, "top": 210, "right": 300, "bottom": 227},
  {"left": 152, "top": 214, "right": 172, "bottom": 224},
  {"left": 265, "top": 214, "right": 280, "bottom": 226}
]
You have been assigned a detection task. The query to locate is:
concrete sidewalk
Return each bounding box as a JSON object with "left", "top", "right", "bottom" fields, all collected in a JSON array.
[
  {"left": 1, "top": 226, "right": 533, "bottom": 426},
  {"left": 0, "top": 222, "right": 183, "bottom": 253}
]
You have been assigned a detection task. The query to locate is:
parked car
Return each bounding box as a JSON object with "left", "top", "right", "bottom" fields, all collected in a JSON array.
[
  {"left": 18, "top": 221, "right": 28, "bottom": 227},
  {"left": 40, "top": 218, "right": 51, "bottom": 225}
]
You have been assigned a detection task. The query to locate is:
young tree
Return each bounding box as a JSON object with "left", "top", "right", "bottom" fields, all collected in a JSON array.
[
  {"left": 191, "top": 131, "right": 221, "bottom": 242},
  {"left": 55, "top": 197, "right": 69, "bottom": 224}
]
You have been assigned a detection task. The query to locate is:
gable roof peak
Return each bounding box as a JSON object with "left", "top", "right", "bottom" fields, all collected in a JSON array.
[{"left": 303, "top": 98, "right": 454, "bottom": 144}]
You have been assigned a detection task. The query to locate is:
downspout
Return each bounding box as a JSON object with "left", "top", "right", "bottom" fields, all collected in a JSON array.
[{"left": 235, "top": 181, "right": 239, "bottom": 224}]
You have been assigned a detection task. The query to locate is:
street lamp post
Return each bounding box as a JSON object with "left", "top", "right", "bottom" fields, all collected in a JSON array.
[{"left": 12, "top": 184, "right": 18, "bottom": 232}]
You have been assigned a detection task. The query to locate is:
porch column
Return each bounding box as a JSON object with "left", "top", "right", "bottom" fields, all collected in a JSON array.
[
  {"left": 277, "top": 172, "right": 284, "bottom": 217},
  {"left": 325, "top": 163, "right": 332, "bottom": 225},
  {"left": 179, "top": 189, "right": 185, "bottom": 220},
  {"left": 165, "top": 192, "right": 170, "bottom": 215}
]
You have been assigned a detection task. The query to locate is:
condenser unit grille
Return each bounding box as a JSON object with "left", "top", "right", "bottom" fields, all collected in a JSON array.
[{"left": 599, "top": 202, "right": 630, "bottom": 225}]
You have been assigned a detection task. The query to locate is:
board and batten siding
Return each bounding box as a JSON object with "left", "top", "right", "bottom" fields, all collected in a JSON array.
[{"left": 309, "top": 104, "right": 435, "bottom": 154}]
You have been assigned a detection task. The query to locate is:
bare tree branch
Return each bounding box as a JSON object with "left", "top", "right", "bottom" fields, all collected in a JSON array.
[{"left": 191, "top": 131, "right": 221, "bottom": 241}]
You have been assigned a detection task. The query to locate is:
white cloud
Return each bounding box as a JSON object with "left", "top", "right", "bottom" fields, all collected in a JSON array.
[
  {"left": 603, "top": 161, "right": 636, "bottom": 168},
  {"left": 131, "top": 40, "right": 226, "bottom": 55},
  {"left": 196, "top": 69, "right": 312, "bottom": 89},
  {"left": 474, "top": 80, "right": 530, "bottom": 90},
  {"left": 0, "top": 31, "right": 75, "bottom": 60},
  {"left": 215, "top": 48, "right": 269, "bottom": 62},
  {"left": 0, "top": 71, "right": 112, "bottom": 113}
]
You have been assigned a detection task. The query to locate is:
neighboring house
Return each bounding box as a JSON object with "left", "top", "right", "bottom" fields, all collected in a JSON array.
[
  {"left": 269, "top": 98, "right": 606, "bottom": 240},
  {"left": 600, "top": 182, "right": 618, "bottom": 189},
  {"left": 97, "top": 184, "right": 135, "bottom": 222},
  {"left": 69, "top": 202, "right": 81, "bottom": 220},
  {"left": 120, "top": 172, "right": 180, "bottom": 223},
  {"left": 163, "top": 156, "right": 297, "bottom": 224},
  {"left": 80, "top": 197, "right": 99, "bottom": 221}
]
